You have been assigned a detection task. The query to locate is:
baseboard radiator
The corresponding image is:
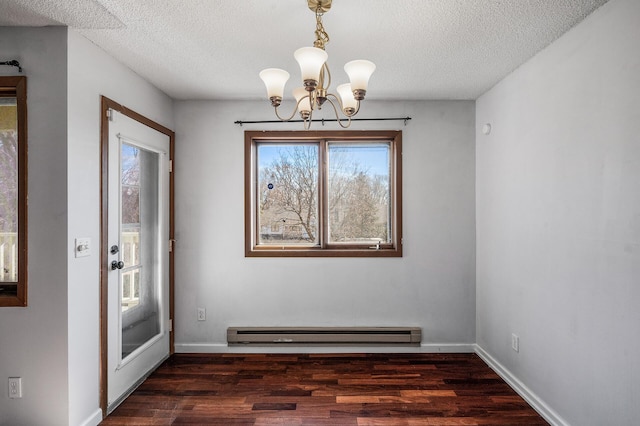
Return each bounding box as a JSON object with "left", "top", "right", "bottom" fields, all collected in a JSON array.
[{"left": 227, "top": 327, "right": 421, "bottom": 346}]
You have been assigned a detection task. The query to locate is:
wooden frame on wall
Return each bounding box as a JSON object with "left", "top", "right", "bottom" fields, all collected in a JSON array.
[
  {"left": 0, "top": 76, "right": 28, "bottom": 307},
  {"left": 245, "top": 130, "right": 403, "bottom": 257}
]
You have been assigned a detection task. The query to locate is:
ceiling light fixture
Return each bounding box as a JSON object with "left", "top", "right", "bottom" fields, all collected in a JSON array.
[{"left": 259, "top": 0, "right": 375, "bottom": 130}]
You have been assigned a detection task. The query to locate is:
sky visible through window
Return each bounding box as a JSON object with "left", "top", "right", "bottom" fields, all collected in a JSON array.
[{"left": 258, "top": 144, "right": 389, "bottom": 177}]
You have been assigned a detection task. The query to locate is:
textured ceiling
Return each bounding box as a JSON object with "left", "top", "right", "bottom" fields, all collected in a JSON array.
[{"left": 0, "top": 0, "right": 609, "bottom": 101}]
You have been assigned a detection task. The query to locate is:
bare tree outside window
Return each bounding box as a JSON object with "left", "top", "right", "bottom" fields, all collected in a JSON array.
[
  {"left": 121, "top": 144, "right": 141, "bottom": 311},
  {"left": 122, "top": 145, "right": 141, "bottom": 225},
  {"left": 327, "top": 144, "right": 390, "bottom": 244},
  {"left": 258, "top": 144, "right": 318, "bottom": 244}
]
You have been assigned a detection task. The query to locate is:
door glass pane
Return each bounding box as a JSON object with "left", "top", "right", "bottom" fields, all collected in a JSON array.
[
  {"left": 257, "top": 144, "right": 319, "bottom": 245},
  {"left": 0, "top": 96, "right": 18, "bottom": 288},
  {"left": 120, "top": 143, "right": 161, "bottom": 359},
  {"left": 327, "top": 143, "right": 391, "bottom": 244}
]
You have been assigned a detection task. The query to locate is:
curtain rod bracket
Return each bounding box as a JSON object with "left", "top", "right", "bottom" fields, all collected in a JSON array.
[{"left": 0, "top": 60, "right": 22, "bottom": 73}]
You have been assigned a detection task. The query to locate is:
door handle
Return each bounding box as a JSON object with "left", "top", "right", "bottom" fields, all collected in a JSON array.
[{"left": 111, "top": 260, "right": 125, "bottom": 270}]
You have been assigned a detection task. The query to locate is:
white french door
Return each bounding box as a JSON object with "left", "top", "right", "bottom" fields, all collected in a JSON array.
[{"left": 106, "top": 108, "right": 171, "bottom": 411}]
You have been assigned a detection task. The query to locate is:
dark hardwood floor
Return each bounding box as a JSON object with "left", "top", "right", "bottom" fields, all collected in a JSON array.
[{"left": 101, "top": 353, "right": 548, "bottom": 425}]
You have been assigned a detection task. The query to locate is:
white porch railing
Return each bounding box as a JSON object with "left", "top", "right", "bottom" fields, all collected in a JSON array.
[
  {"left": 121, "top": 230, "right": 140, "bottom": 311},
  {"left": 0, "top": 232, "right": 18, "bottom": 282}
]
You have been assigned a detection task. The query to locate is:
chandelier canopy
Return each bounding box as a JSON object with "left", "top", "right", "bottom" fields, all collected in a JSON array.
[{"left": 259, "top": 0, "right": 376, "bottom": 129}]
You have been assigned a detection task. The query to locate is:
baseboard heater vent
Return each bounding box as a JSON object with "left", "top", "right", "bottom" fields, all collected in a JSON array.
[{"left": 227, "top": 327, "right": 421, "bottom": 346}]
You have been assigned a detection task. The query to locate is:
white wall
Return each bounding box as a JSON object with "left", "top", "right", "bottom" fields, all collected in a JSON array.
[
  {"left": 67, "top": 30, "right": 174, "bottom": 426},
  {"left": 173, "top": 100, "right": 476, "bottom": 352},
  {"left": 0, "top": 27, "right": 70, "bottom": 426},
  {"left": 0, "top": 26, "right": 174, "bottom": 426},
  {"left": 476, "top": 0, "right": 640, "bottom": 424}
]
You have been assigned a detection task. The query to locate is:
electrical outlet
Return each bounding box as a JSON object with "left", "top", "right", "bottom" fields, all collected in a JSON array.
[
  {"left": 511, "top": 333, "right": 519, "bottom": 353},
  {"left": 9, "top": 377, "right": 22, "bottom": 399},
  {"left": 197, "top": 307, "right": 206, "bottom": 321}
]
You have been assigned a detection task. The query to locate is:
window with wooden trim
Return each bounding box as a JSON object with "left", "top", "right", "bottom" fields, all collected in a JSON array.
[
  {"left": 245, "top": 130, "right": 402, "bottom": 257},
  {"left": 0, "top": 76, "right": 27, "bottom": 306}
]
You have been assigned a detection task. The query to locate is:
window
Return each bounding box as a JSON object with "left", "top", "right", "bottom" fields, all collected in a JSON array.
[
  {"left": 0, "top": 76, "right": 27, "bottom": 306},
  {"left": 245, "top": 130, "right": 402, "bottom": 257},
  {"left": 121, "top": 143, "right": 142, "bottom": 311}
]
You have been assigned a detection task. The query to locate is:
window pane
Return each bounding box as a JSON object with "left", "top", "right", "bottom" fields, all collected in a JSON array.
[
  {"left": 121, "top": 144, "right": 141, "bottom": 266},
  {"left": 122, "top": 228, "right": 140, "bottom": 266},
  {"left": 121, "top": 144, "right": 140, "bottom": 224},
  {"left": 121, "top": 268, "right": 141, "bottom": 312},
  {"left": 0, "top": 96, "right": 18, "bottom": 284},
  {"left": 257, "top": 144, "right": 319, "bottom": 245},
  {"left": 327, "top": 143, "right": 391, "bottom": 244},
  {"left": 120, "top": 144, "right": 160, "bottom": 358},
  {"left": 122, "top": 273, "right": 131, "bottom": 298}
]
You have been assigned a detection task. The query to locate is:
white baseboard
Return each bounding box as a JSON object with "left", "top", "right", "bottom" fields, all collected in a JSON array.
[
  {"left": 420, "top": 343, "right": 475, "bottom": 353},
  {"left": 474, "top": 345, "right": 569, "bottom": 426},
  {"left": 175, "top": 342, "right": 476, "bottom": 354},
  {"left": 78, "top": 408, "right": 102, "bottom": 426}
]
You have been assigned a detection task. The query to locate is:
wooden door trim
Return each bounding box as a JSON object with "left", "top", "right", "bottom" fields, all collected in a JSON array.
[{"left": 99, "top": 96, "right": 175, "bottom": 417}]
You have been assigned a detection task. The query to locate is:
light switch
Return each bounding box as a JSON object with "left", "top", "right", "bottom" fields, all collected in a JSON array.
[{"left": 75, "top": 237, "right": 91, "bottom": 258}]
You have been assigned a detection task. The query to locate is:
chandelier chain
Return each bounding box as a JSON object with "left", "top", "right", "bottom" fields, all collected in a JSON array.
[{"left": 314, "top": 8, "right": 330, "bottom": 50}]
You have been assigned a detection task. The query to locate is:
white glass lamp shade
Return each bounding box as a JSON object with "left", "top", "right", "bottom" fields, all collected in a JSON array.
[
  {"left": 344, "top": 60, "right": 376, "bottom": 92},
  {"left": 294, "top": 47, "right": 328, "bottom": 83},
  {"left": 293, "top": 87, "right": 312, "bottom": 113},
  {"left": 259, "top": 68, "right": 290, "bottom": 99},
  {"left": 337, "top": 83, "right": 358, "bottom": 113}
]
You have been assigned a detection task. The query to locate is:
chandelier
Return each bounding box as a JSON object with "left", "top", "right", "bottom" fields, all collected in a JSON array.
[{"left": 259, "top": 0, "right": 376, "bottom": 129}]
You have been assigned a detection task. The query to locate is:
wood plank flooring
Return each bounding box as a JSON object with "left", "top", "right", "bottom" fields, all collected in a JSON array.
[{"left": 101, "top": 353, "right": 548, "bottom": 425}]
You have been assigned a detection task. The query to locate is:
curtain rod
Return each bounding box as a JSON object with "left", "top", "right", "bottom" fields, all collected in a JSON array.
[{"left": 234, "top": 116, "right": 411, "bottom": 126}]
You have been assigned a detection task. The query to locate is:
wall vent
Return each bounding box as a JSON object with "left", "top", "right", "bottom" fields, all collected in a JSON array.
[{"left": 227, "top": 327, "right": 421, "bottom": 346}]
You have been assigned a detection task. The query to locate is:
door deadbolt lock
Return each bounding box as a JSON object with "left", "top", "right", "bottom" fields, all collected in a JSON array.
[
  {"left": 110, "top": 245, "right": 119, "bottom": 255},
  {"left": 111, "top": 260, "right": 125, "bottom": 270}
]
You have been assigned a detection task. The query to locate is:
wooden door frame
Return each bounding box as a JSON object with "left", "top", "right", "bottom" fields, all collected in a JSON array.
[{"left": 99, "top": 96, "right": 175, "bottom": 416}]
